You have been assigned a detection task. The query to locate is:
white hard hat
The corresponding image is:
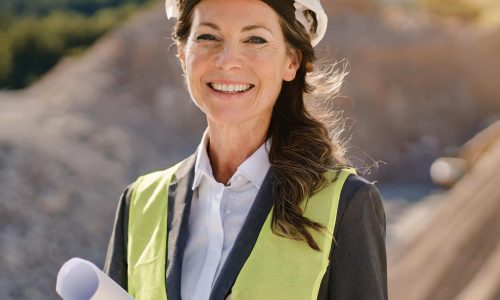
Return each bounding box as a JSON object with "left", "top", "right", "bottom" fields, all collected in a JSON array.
[{"left": 165, "top": 0, "right": 328, "bottom": 47}]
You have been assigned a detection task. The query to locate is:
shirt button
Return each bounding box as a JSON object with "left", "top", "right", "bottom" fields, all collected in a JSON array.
[{"left": 226, "top": 209, "right": 231, "bottom": 214}]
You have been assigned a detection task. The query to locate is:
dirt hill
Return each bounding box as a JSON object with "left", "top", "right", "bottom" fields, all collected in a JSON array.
[
  {"left": 326, "top": 1, "right": 500, "bottom": 181},
  {"left": 0, "top": 7, "right": 205, "bottom": 299}
]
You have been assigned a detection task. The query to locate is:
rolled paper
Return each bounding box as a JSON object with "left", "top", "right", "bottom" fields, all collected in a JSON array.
[{"left": 56, "top": 257, "right": 134, "bottom": 300}]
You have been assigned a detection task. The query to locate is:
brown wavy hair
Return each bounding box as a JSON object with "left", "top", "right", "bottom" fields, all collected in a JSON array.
[{"left": 172, "top": 0, "right": 350, "bottom": 250}]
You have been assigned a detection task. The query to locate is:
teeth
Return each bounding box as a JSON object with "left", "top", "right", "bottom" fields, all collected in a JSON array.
[{"left": 210, "top": 83, "right": 252, "bottom": 93}]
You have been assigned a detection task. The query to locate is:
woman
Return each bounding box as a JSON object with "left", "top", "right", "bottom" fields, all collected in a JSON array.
[{"left": 104, "top": 0, "right": 387, "bottom": 299}]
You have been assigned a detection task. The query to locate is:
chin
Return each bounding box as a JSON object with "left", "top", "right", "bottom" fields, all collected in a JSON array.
[{"left": 207, "top": 109, "right": 251, "bottom": 126}]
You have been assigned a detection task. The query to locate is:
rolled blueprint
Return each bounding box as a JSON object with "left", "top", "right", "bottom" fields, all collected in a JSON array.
[{"left": 56, "top": 257, "right": 134, "bottom": 300}]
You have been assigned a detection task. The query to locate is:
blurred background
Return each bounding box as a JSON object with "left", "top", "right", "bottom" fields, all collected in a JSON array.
[{"left": 0, "top": 0, "right": 499, "bottom": 299}]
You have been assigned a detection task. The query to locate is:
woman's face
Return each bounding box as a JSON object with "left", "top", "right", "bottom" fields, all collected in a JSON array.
[{"left": 177, "top": 0, "right": 300, "bottom": 126}]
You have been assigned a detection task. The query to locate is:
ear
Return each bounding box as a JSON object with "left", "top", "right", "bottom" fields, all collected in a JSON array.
[
  {"left": 283, "top": 48, "right": 302, "bottom": 82},
  {"left": 177, "top": 43, "right": 186, "bottom": 72}
]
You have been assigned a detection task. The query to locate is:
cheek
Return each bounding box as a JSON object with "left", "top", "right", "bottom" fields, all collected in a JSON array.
[
  {"left": 251, "top": 56, "right": 285, "bottom": 98},
  {"left": 186, "top": 51, "right": 205, "bottom": 79},
  {"left": 183, "top": 52, "right": 210, "bottom": 110},
  {"left": 185, "top": 43, "right": 213, "bottom": 74},
  {"left": 249, "top": 50, "right": 288, "bottom": 83},
  {"left": 185, "top": 51, "right": 209, "bottom": 93}
]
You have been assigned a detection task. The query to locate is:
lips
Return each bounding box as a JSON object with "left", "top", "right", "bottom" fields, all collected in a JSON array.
[{"left": 207, "top": 82, "right": 255, "bottom": 94}]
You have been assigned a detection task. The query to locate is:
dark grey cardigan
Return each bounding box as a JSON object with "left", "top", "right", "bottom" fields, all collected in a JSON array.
[{"left": 104, "top": 155, "right": 387, "bottom": 300}]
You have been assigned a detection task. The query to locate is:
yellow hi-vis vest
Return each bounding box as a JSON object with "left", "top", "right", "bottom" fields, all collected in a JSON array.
[{"left": 127, "top": 161, "right": 355, "bottom": 300}]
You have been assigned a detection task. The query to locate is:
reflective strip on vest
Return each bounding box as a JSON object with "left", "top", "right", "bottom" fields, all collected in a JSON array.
[{"left": 127, "top": 166, "right": 355, "bottom": 300}]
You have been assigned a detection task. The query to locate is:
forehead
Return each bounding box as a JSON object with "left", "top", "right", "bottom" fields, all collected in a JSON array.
[{"left": 191, "top": 0, "right": 281, "bottom": 28}]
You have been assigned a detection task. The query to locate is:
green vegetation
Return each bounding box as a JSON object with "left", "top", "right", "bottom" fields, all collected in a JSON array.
[
  {"left": 0, "top": 0, "right": 150, "bottom": 17},
  {"left": 0, "top": 0, "right": 154, "bottom": 90}
]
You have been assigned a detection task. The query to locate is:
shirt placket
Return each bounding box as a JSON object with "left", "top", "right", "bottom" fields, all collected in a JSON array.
[{"left": 192, "top": 182, "right": 225, "bottom": 299}]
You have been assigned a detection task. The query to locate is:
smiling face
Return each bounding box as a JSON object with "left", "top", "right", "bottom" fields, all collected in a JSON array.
[{"left": 177, "top": 0, "right": 300, "bottom": 127}]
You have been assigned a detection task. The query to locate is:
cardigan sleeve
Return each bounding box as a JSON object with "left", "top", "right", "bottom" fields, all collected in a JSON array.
[
  {"left": 327, "top": 176, "right": 388, "bottom": 299},
  {"left": 103, "top": 184, "right": 132, "bottom": 290}
]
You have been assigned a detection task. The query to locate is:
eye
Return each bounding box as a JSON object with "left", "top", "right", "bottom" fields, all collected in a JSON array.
[
  {"left": 247, "top": 36, "right": 267, "bottom": 44},
  {"left": 196, "top": 34, "right": 218, "bottom": 41}
]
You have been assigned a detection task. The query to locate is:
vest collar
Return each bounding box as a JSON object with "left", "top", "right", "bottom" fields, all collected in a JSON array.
[{"left": 165, "top": 154, "right": 196, "bottom": 300}]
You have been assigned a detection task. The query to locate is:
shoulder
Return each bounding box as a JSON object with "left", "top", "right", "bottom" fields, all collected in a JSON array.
[
  {"left": 326, "top": 173, "right": 388, "bottom": 299},
  {"left": 131, "top": 154, "right": 196, "bottom": 193},
  {"left": 118, "top": 154, "right": 196, "bottom": 210},
  {"left": 333, "top": 173, "right": 386, "bottom": 238},
  {"left": 340, "top": 173, "right": 380, "bottom": 206}
]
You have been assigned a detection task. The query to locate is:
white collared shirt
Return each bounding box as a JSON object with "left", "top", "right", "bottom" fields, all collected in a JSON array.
[{"left": 180, "top": 130, "right": 271, "bottom": 300}]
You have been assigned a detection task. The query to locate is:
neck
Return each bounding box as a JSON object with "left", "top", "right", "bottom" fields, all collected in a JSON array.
[{"left": 206, "top": 115, "right": 270, "bottom": 184}]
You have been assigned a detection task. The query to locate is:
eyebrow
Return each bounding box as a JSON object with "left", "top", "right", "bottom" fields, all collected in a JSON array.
[{"left": 199, "top": 22, "right": 273, "bottom": 35}]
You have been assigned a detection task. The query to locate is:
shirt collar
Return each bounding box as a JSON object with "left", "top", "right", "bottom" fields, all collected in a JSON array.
[
  {"left": 192, "top": 129, "right": 212, "bottom": 190},
  {"left": 236, "top": 139, "right": 271, "bottom": 188},
  {"left": 192, "top": 129, "right": 271, "bottom": 190}
]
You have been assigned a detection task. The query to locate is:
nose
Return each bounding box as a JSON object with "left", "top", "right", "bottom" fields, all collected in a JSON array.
[{"left": 214, "top": 43, "right": 242, "bottom": 71}]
